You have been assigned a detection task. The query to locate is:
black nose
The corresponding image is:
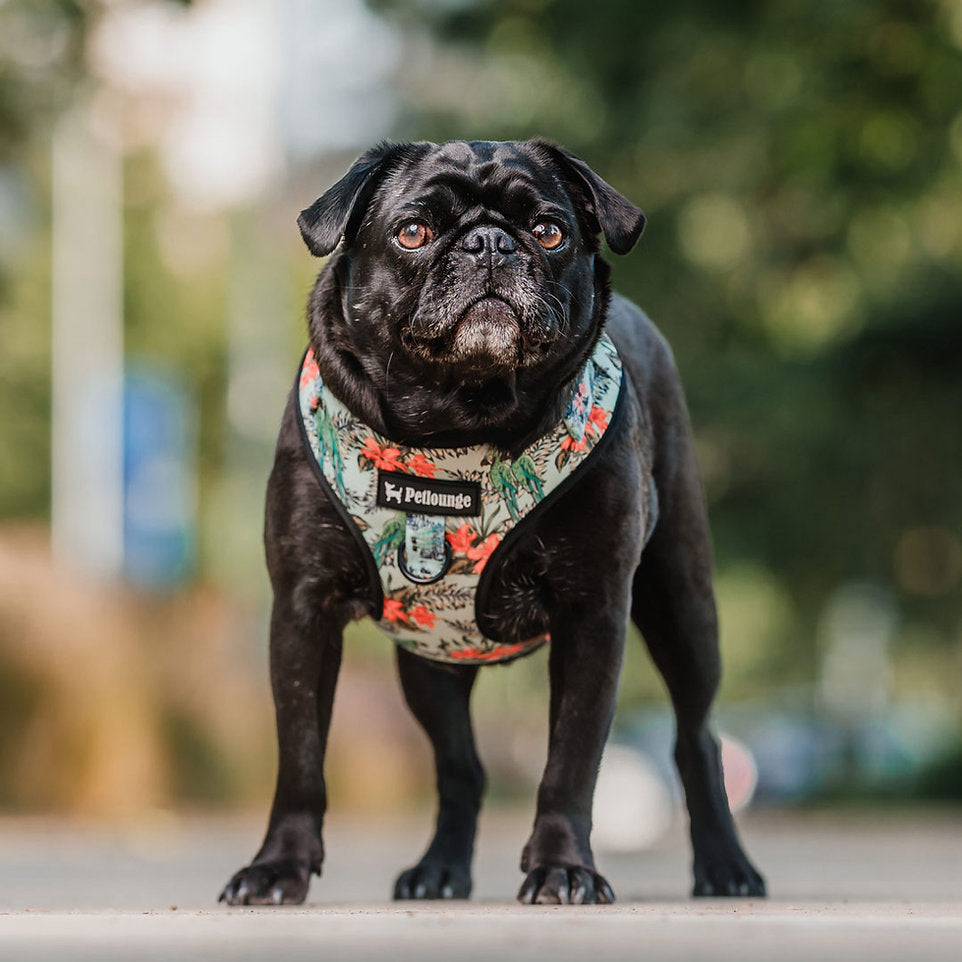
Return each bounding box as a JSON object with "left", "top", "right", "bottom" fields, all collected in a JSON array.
[{"left": 461, "top": 225, "right": 517, "bottom": 268}]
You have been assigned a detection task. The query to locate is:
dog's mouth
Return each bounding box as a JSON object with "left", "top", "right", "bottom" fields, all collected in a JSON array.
[
  {"left": 452, "top": 297, "right": 521, "bottom": 364},
  {"left": 406, "top": 296, "right": 523, "bottom": 375}
]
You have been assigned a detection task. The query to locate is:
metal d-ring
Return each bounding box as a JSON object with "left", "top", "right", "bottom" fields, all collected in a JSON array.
[{"left": 397, "top": 538, "right": 453, "bottom": 585}]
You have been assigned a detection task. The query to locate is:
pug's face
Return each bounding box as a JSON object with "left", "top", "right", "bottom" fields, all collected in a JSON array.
[{"left": 298, "top": 140, "right": 644, "bottom": 437}]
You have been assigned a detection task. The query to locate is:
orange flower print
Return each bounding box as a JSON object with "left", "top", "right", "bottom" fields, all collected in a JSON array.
[
  {"left": 587, "top": 405, "right": 609, "bottom": 435},
  {"left": 383, "top": 598, "right": 407, "bottom": 622},
  {"left": 561, "top": 405, "right": 608, "bottom": 453},
  {"left": 362, "top": 437, "right": 404, "bottom": 472},
  {"left": 466, "top": 533, "right": 500, "bottom": 573},
  {"left": 408, "top": 605, "right": 435, "bottom": 629},
  {"left": 447, "top": 524, "right": 476, "bottom": 555},
  {"left": 450, "top": 647, "right": 484, "bottom": 660},
  {"left": 300, "top": 352, "right": 319, "bottom": 389},
  {"left": 407, "top": 453, "right": 437, "bottom": 478},
  {"left": 450, "top": 641, "right": 525, "bottom": 661}
]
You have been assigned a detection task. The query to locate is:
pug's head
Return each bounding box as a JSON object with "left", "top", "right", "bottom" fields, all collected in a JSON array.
[{"left": 299, "top": 140, "right": 644, "bottom": 445}]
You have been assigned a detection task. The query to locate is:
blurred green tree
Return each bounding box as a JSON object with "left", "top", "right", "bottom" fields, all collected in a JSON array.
[
  {"left": 0, "top": 0, "right": 89, "bottom": 519},
  {"left": 371, "top": 0, "right": 962, "bottom": 697},
  {"left": 0, "top": 0, "right": 959, "bottom": 708},
  {"left": 0, "top": 1, "right": 198, "bottom": 520}
]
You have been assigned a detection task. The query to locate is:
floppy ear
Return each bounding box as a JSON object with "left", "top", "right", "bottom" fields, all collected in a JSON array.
[
  {"left": 534, "top": 141, "right": 646, "bottom": 255},
  {"left": 297, "top": 141, "right": 406, "bottom": 256}
]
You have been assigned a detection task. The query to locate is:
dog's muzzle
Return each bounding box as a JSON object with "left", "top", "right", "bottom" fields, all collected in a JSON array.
[{"left": 452, "top": 297, "right": 521, "bottom": 366}]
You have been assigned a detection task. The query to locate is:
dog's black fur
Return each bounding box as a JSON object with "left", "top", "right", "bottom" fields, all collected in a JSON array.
[{"left": 220, "top": 140, "right": 765, "bottom": 905}]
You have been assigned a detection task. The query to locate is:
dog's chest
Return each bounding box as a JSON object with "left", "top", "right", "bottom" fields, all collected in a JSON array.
[{"left": 296, "top": 335, "right": 624, "bottom": 665}]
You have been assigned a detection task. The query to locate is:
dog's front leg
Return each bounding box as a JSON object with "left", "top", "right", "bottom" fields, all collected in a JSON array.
[
  {"left": 518, "top": 604, "right": 627, "bottom": 905},
  {"left": 220, "top": 596, "right": 342, "bottom": 905}
]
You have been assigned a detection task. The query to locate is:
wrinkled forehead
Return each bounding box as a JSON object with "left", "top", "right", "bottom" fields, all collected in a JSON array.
[{"left": 379, "top": 140, "right": 573, "bottom": 217}]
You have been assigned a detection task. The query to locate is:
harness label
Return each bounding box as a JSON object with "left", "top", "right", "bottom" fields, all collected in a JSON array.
[{"left": 376, "top": 470, "right": 481, "bottom": 517}]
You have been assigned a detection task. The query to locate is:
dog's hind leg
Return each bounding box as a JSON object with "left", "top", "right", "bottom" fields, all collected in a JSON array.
[
  {"left": 393, "top": 647, "right": 485, "bottom": 900},
  {"left": 631, "top": 401, "right": 765, "bottom": 898}
]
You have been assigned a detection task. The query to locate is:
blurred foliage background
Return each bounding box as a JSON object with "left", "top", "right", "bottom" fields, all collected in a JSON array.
[{"left": 0, "top": 0, "right": 960, "bottom": 817}]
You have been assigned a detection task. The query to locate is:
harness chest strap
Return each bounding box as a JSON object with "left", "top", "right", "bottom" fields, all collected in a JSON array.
[{"left": 296, "top": 334, "right": 641, "bottom": 665}]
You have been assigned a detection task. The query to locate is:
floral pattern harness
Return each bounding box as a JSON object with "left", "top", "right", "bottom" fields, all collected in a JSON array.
[{"left": 296, "top": 334, "right": 625, "bottom": 665}]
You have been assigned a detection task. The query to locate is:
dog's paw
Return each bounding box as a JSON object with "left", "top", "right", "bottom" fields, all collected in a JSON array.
[
  {"left": 219, "top": 859, "right": 313, "bottom": 906},
  {"left": 517, "top": 865, "right": 615, "bottom": 905},
  {"left": 393, "top": 860, "right": 472, "bottom": 900},
  {"left": 693, "top": 853, "right": 766, "bottom": 898}
]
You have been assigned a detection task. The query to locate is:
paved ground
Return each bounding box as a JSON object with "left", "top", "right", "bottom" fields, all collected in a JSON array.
[{"left": 1, "top": 808, "right": 960, "bottom": 960}]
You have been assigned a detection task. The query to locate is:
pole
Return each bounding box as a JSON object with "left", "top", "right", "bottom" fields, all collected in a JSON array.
[{"left": 50, "top": 105, "right": 125, "bottom": 579}]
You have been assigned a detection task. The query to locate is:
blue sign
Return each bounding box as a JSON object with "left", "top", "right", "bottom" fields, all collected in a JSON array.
[{"left": 123, "top": 369, "right": 195, "bottom": 588}]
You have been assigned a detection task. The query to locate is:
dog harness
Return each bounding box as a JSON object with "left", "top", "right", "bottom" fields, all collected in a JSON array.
[{"left": 296, "top": 334, "right": 629, "bottom": 665}]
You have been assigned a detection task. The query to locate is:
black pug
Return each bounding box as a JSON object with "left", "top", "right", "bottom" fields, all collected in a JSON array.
[{"left": 220, "top": 139, "right": 765, "bottom": 906}]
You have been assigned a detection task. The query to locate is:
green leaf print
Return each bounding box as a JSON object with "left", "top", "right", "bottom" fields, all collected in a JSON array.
[
  {"left": 511, "top": 453, "right": 545, "bottom": 501},
  {"left": 488, "top": 454, "right": 520, "bottom": 522},
  {"left": 372, "top": 513, "right": 406, "bottom": 566}
]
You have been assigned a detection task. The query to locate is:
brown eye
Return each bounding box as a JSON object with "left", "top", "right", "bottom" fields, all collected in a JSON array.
[
  {"left": 533, "top": 221, "right": 564, "bottom": 250},
  {"left": 396, "top": 221, "right": 433, "bottom": 249}
]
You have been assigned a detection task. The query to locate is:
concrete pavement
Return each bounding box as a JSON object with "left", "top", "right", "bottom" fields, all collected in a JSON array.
[{"left": 1, "top": 808, "right": 960, "bottom": 960}]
